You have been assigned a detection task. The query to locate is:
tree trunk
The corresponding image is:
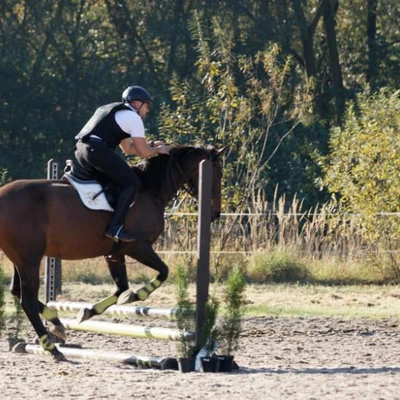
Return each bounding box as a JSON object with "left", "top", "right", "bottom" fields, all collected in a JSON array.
[
  {"left": 366, "top": 0, "right": 378, "bottom": 90},
  {"left": 322, "top": 0, "right": 345, "bottom": 124},
  {"left": 291, "top": 0, "right": 317, "bottom": 78}
]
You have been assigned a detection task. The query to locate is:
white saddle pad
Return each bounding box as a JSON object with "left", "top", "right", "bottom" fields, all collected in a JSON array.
[{"left": 64, "top": 175, "right": 114, "bottom": 212}]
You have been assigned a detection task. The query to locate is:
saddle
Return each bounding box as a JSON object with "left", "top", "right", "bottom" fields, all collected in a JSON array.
[{"left": 62, "top": 160, "right": 120, "bottom": 212}]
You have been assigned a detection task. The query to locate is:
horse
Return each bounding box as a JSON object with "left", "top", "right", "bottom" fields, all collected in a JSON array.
[{"left": 0, "top": 144, "right": 226, "bottom": 361}]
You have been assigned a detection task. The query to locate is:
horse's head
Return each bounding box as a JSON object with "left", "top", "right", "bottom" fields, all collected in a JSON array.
[{"left": 175, "top": 145, "right": 227, "bottom": 222}]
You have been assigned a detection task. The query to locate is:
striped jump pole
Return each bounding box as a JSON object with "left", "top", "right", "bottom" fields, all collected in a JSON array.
[
  {"left": 47, "top": 301, "right": 194, "bottom": 320},
  {"left": 60, "top": 318, "right": 195, "bottom": 342},
  {"left": 13, "top": 343, "right": 177, "bottom": 370}
]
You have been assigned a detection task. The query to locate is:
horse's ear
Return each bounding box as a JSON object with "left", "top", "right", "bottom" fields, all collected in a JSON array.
[{"left": 216, "top": 146, "right": 229, "bottom": 157}]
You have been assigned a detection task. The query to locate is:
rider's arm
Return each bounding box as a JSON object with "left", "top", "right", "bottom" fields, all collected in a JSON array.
[{"left": 120, "top": 137, "right": 169, "bottom": 158}]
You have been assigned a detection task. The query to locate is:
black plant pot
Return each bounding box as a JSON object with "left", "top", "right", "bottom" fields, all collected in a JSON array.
[
  {"left": 178, "top": 357, "right": 196, "bottom": 373},
  {"left": 216, "top": 355, "right": 234, "bottom": 372},
  {"left": 200, "top": 356, "right": 219, "bottom": 372}
]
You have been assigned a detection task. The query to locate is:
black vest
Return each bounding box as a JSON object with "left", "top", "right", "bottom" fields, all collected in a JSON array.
[{"left": 75, "top": 102, "right": 134, "bottom": 150}]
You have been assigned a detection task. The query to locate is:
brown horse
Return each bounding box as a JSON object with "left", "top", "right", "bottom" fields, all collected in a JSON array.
[{"left": 0, "top": 144, "right": 226, "bottom": 361}]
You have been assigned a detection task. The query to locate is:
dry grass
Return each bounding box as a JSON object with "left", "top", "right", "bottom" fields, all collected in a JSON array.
[{"left": 1, "top": 194, "right": 400, "bottom": 285}]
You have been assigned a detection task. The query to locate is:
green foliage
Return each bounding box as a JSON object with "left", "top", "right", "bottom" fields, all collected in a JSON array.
[
  {"left": 247, "top": 249, "right": 312, "bottom": 283},
  {"left": 323, "top": 88, "right": 400, "bottom": 244},
  {"left": 0, "top": 169, "right": 9, "bottom": 187},
  {"left": 336, "top": 0, "right": 400, "bottom": 90},
  {"left": 0, "top": 266, "right": 5, "bottom": 336},
  {"left": 174, "top": 266, "right": 196, "bottom": 358},
  {"left": 160, "top": 27, "right": 313, "bottom": 209},
  {"left": 199, "top": 288, "right": 220, "bottom": 354},
  {"left": 219, "top": 266, "right": 246, "bottom": 355},
  {"left": 1, "top": 0, "right": 399, "bottom": 206}
]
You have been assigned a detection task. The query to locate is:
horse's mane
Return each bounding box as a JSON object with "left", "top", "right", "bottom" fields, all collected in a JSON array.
[{"left": 132, "top": 145, "right": 206, "bottom": 189}]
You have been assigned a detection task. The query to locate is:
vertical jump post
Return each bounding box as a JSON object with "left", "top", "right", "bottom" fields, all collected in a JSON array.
[
  {"left": 45, "top": 159, "right": 62, "bottom": 303},
  {"left": 195, "top": 159, "right": 212, "bottom": 351}
]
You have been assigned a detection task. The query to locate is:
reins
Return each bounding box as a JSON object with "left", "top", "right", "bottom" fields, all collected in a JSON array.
[
  {"left": 150, "top": 147, "right": 222, "bottom": 206},
  {"left": 166, "top": 150, "right": 198, "bottom": 202},
  {"left": 170, "top": 153, "right": 222, "bottom": 200}
]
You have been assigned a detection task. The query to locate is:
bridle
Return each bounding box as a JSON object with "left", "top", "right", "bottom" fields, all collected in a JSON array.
[{"left": 167, "top": 151, "right": 222, "bottom": 202}]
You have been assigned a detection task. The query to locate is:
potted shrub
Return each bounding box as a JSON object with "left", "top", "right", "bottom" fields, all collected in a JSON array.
[
  {"left": 174, "top": 266, "right": 196, "bottom": 373},
  {"left": 217, "top": 265, "right": 246, "bottom": 372}
]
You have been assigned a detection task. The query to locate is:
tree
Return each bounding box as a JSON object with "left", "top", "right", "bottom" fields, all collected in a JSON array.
[
  {"left": 159, "top": 14, "right": 313, "bottom": 209},
  {"left": 323, "top": 88, "right": 400, "bottom": 242}
]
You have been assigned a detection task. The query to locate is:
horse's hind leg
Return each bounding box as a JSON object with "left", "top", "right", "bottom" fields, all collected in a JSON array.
[
  {"left": 38, "top": 302, "right": 66, "bottom": 341},
  {"left": 15, "top": 262, "right": 66, "bottom": 361},
  {"left": 117, "top": 242, "right": 169, "bottom": 305},
  {"left": 76, "top": 254, "right": 129, "bottom": 323},
  {"left": 11, "top": 265, "right": 66, "bottom": 340}
]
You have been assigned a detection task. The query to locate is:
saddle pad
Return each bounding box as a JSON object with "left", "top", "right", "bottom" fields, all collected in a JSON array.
[{"left": 64, "top": 174, "right": 114, "bottom": 212}]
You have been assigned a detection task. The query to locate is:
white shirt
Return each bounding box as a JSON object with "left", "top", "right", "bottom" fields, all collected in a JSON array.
[{"left": 115, "top": 104, "right": 145, "bottom": 138}]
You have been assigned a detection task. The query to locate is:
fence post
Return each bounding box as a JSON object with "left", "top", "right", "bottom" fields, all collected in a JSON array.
[
  {"left": 195, "top": 159, "right": 212, "bottom": 350},
  {"left": 45, "top": 159, "right": 62, "bottom": 303}
]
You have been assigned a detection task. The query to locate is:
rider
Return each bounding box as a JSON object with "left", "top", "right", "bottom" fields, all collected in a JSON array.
[{"left": 74, "top": 85, "right": 170, "bottom": 242}]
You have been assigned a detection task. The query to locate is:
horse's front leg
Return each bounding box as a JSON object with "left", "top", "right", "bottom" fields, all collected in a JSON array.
[
  {"left": 76, "top": 254, "right": 128, "bottom": 323},
  {"left": 117, "top": 241, "right": 169, "bottom": 305}
]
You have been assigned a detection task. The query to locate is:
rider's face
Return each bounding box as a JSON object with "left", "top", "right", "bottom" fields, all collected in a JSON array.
[{"left": 138, "top": 102, "right": 150, "bottom": 120}]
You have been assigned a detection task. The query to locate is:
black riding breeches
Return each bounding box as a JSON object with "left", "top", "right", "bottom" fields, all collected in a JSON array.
[{"left": 74, "top": 138, "right": 141, "bottom": 190}]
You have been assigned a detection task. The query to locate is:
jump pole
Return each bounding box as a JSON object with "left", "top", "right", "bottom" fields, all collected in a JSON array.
[
  {"left": 14, "top": 343, "right": 177, "bottom": 370},
  {"left": 60, "top": 318, "right": 195, "bottom": 341},
  {"left": 47, "top": 301, "right": 193, "bottom": 320}
]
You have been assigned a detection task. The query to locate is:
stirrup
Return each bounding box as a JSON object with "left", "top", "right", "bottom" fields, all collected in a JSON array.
[{"left": 105, "top": 226, "right": 135, "bottom": 243}]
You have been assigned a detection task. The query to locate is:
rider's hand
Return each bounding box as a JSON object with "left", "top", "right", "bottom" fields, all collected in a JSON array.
[{"left": 156, "top": 144, "right": 170, "bottom": 154}]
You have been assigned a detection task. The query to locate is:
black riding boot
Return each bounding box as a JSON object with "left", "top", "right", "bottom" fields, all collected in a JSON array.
[{"left": 105, "top": 187, "right": 137, "bottom": 242}]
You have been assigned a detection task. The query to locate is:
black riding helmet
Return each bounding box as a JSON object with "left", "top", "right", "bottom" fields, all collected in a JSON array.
[{"left": 122, "top": 85, "right": 152, "bottom": 105}]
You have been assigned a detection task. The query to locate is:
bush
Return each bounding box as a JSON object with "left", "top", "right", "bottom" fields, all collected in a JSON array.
[
  {"left": 219, "top": 266, "right": 246, "bottom": 355},
  {"left": 0, "top": 168, "right": 9, "bottom": 186},
  {"left": 247, "top": 249, "right": 312, "bottom": 283},
  {"left": 174, "top": 266, "right": 196, "bottom": 358},
  {"left": 323, "top": 88, "right": 400, "bottom": 243}
]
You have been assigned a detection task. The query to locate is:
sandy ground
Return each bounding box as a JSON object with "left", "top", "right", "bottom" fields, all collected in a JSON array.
[{"left": 1, "top": 315, "right": 400, "bottom": 400}]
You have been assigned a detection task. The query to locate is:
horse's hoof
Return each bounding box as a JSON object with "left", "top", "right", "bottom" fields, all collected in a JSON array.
[
  {"left": 117, "top": 290, "right": 139, "bottom": 305},
  {"left": 11, "top": 341, "right": 27, "bottom": 353},
  {"left": 52, "top": 348, "right": 67, "bottom": 362},
  {"left": 8, "top": 338, "right": 25, "bottom": 351},
  {"left": 76, "top": 307, "right": 96, "bottom": 323},
  {"left": 48, "top": 329, "right": 66, "bottom": 344}
]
